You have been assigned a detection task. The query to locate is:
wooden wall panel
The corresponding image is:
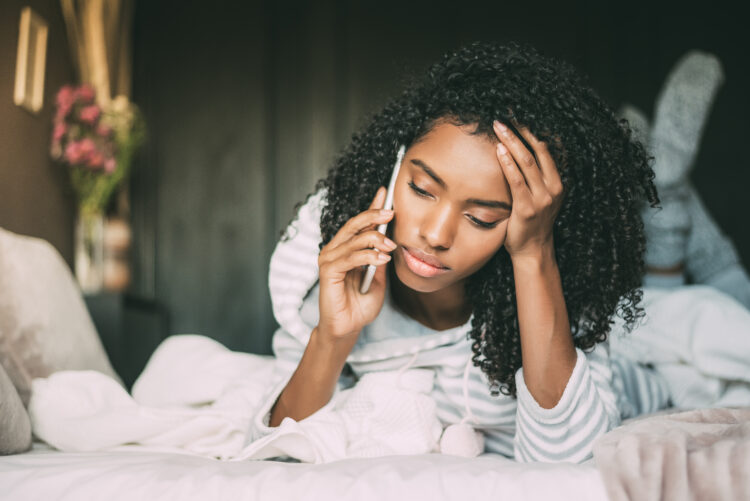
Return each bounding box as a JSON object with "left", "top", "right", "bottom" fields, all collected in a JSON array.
[
  {"left": 131, "top": 0, "right": 749, "bottom": 356},
  {"left": 0, "top": 0, "right": 77, "bottom": 266},
  {"left": 132, "top": 1, "right": 273, "bottom": 353}
]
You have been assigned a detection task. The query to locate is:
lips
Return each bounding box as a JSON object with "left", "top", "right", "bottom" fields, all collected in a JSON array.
[
  {"left": 401, "top": 247, "right": 450, "bottom": 278},
  {"left": 404, "top": 246, "right": 449, "bottom": 270},
  {"left": 406, "top": 247, "right": 449, "bottom": 270}
]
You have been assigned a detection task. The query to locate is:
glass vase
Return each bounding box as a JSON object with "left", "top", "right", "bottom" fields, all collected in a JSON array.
[{"left": 74, "top": 208, "right": 105, "bottom": 293}]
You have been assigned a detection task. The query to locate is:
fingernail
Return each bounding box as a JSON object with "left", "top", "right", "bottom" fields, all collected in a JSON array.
[
  {"left": 377, "top": 253, "right": 391, "bottom": 261},
  {"left": 384, "top": 237, "right": 397, "bottom": 249},
  {"left": 497, "top": 143, "right": 508, "bottom": 155},
  {"left": 380, "top": 209, "right": 393, "bottom": 216},
  {"left": 494, "top": 121, "right": 507, "bottom": 132}
]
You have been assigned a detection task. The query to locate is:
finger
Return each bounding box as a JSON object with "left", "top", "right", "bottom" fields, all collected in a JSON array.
[
  {"left": 356, "top": 185, "right": 389, "bottom": 235},
  {"left": 493, "top": 120, "right": 546, "bottom": 196},
  {"left": 368, "top": 185, "right": 387, "bottom": 210},
  {"left": 327, "top": 209, "right": 393, "bottom": 252},
  {"left": 514, "top": 126, "right": 564, "bottom": 194},
  {"left": 324, "top": 248, "right": 391, "bottom": 281},
  {"left": 369, "top": 246, "right": 390, "bottom": 289},
  {"left": 496, "top": 142, "right": 534, "bottom": 209},
  {"left": 325, "top": 229, "right": 397, "bottom": 265},
  {"left": 328, "top": 189, "right": 392, "bottom": 248}
]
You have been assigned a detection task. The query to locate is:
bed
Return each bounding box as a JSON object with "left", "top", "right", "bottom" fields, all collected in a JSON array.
[
  {"left": 0, "top": 441, "right": 608, "bottom": 501},
  {"left": 2, "top": 224, "right": 749, "bottom": 501}
]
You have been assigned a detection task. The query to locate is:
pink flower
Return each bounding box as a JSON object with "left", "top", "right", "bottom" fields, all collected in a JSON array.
[
  {"left": 104, "top": 157, "right": 117, "bottom": 173},
  {"left": 87, "top": 149, "right": 105, "bottom": 168},
  {"left": 64, "top": 141, "right": 84, "bottom": 164},
  {"left": 55, "top": 102, "right": 72, "bottom": 121},
  {"left": 52, "top": 122, "right": 67, "bottom": 141},
  {"left": 79, "top": 105, "right": 101, "bottom": 124},
  {"left": 78, "top": 137, "right": 96, "bottom": 156},
  {"left": 55, "top": 86, "right": 75, "bottom": 120},
  {"left": 96, "top": 123, "right": 112, "bottom": 136},
  {"left": 56, "top": 85, "right": 75, "bottom": 108},
  {"left": 75, "top": 84, "right": 96, "bottom": 104}
]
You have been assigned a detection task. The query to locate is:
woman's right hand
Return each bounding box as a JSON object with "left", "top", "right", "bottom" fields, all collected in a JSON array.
[{"left": 317, "top": 186, "right": 397, "bottom": 342}]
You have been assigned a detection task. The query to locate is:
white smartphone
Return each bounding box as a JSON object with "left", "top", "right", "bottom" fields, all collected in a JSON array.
[{"left": 359, "top": 144, "right": 406, "bottom": 294}]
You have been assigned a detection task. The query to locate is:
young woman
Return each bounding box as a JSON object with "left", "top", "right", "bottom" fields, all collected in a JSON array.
[{"left": 249, "top": 40, "right": 673, "bottom": 463}]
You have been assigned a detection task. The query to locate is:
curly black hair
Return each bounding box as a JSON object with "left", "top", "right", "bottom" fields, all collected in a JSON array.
[{"left": 279, "top": 40, "right": 659, "bottom": 398}]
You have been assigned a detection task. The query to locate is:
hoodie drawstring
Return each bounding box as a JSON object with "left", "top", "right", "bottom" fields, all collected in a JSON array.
[
  {"left": 459, "top": 355, "right": 478, "bottom": 425},
  {"left": 395, "top": 350, "right": 477, "bottom": 426},
  {"left": 395, "top": 351, "right": 420, "bottom": 388}
]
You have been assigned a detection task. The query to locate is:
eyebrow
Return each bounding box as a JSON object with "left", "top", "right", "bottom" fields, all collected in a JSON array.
[{"left": 410, "top": 159, "right": 512, "bottom": 210}]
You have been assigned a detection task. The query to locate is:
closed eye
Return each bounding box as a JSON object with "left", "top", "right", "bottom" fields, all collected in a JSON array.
[
  {"left": 408, "top": 180, "right": 431, "bottom": 198},
  {"left": 407, "top": 180, "right": 499, "bottom": 229}
]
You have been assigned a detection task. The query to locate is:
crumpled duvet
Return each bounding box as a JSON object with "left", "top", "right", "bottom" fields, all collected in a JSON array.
[
  {"left": 29, "top": 334, "right": 448, "bottom": 463},
  {"left": 28, "top": 283, "right": 750, "bottom": 465}
]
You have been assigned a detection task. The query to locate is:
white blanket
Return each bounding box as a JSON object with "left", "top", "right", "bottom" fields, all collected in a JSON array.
[
  {"left": 609, "top": 285, "right": 750, "bottom": 409},
  {"left": 29, "top": 334, "right": 447, "bottom": 463},
  {"left": 29, "top": 285, "right": 750, "bottom": 463}
]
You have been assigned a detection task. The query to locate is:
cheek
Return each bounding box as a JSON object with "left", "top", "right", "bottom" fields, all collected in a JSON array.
[
  {"left": 392, "top": 181, "right": 409, "bottom": 215},
  {"left": 459, "top": 222, "right": 508, "bottom": 273},
  {"left": 390, "top": 185, "right": 412, "bottom": 238}
]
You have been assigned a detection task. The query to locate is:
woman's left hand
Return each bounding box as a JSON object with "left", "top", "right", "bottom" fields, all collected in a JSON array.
[{"left": 493, "top": 120, "right": 565, "bottom": 262}]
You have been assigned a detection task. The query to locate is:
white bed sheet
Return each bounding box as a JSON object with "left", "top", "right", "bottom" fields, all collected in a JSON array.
[{"left": 0, "top": 441, "right": 608, "bottom": 501}]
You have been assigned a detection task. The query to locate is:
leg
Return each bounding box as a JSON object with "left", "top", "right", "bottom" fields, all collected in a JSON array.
[
  {"left": 643, "top": 263, "right": 687, "bottom": 289},
  {"left": 683, "top": 183, "right": 750, "bottom": 309},
  {"left": 649, "top": 50, "right": 724, "bottom": 189},
  {"left": 639, "top": 183, "right": 691, "bottom": 284}
]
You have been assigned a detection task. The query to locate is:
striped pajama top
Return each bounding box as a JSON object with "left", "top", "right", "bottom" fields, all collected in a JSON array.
[{"left": 248, "top": 187, "right": 671, "bottom": 463}]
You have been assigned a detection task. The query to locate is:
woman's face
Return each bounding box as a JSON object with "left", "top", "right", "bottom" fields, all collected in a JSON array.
[{"left": 388, "top": 120, "right": 513, "bottom": 293}]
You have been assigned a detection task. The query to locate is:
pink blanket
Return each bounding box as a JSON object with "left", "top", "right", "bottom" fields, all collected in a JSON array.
[{"left": 593, "top": 407, "right": 750, "bottom": 501}]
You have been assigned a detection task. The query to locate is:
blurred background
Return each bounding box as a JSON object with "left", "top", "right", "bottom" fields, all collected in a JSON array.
[{"left": 0, "top": 0, "right": 746, "bottom": 382}]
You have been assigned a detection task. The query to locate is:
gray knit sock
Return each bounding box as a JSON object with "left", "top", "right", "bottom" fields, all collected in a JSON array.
[
  {"left": 621, "top": 50, "right": 729, "bottom": 279},
  {"left": 684, "top": 183, "right": 742, "bottom": 283},
  {"left": 701, "top": 264, "right": 750, "bottom": 311},
  {"left": 640, "top": 183, "right": 691, "bottom": 270},
  {"left": 618, "top": 104, "right": 650, "bottom": 148},
  {"left": 618, "top": 104, "right": 691, "bottom": 271},
  {"left": 650, "top": 50, "right": 725, "bottom": 190},
  {"left": 642, "top": 270, "right": 687, "bottom": 289}
]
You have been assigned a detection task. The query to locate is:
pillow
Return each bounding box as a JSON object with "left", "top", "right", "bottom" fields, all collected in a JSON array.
[
  {"left": 0, "top": 227, "right": 122, "bottom": 407},
  {"left": 0, "top": 361, "right": 31, "bottom": 454}
]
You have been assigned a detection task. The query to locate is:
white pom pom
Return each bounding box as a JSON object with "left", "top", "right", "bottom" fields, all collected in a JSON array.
[{"left": 439, "top": 423, "right": 484, "bottom": 457}]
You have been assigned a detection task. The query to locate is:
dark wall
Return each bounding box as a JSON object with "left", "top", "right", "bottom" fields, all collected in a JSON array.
[
  {"left": 130, "top": 1, "right": 273, "bottom": 354},
  {"left": 0, "top": 0, "right": 76, "bottom": 267},
  {"left": 131, "top": 0, "right": 748, "bottom": 354}
]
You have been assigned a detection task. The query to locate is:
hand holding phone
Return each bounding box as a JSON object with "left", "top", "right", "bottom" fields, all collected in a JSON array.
[
  {"left": 315, "top": 145, "right": 405, "bottom": 342},
  {"left": 360, "top": 144, "right": 405, "bottom": 294}
]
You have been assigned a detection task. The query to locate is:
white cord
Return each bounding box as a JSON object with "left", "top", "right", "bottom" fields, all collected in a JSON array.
[
  {"left": 395, "top": 349, "right": 478, "bottom": 427},
  {"left": 396, "top": 351, "right": 420, "bottom": 389},
  {"left": 460, "top": 356, "right": 479, "bottom": 425}
]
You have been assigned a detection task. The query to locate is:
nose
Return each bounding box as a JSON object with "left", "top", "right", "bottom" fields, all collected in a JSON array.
[{"left": 420, "top": 201, "right": 456, "bottom": 250}]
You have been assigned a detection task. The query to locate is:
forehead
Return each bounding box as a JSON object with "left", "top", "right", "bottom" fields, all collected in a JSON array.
[{"left": 408, "top": 122, "right": 511, "bottom": 200}]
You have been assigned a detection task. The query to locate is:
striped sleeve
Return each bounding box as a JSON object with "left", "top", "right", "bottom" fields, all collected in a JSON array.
[
  {"left": 513, "top": 339, "right": 621, "bottom": 464},
  {"left": 267, "top": 187, "right": 327, "bottom": 345}
]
